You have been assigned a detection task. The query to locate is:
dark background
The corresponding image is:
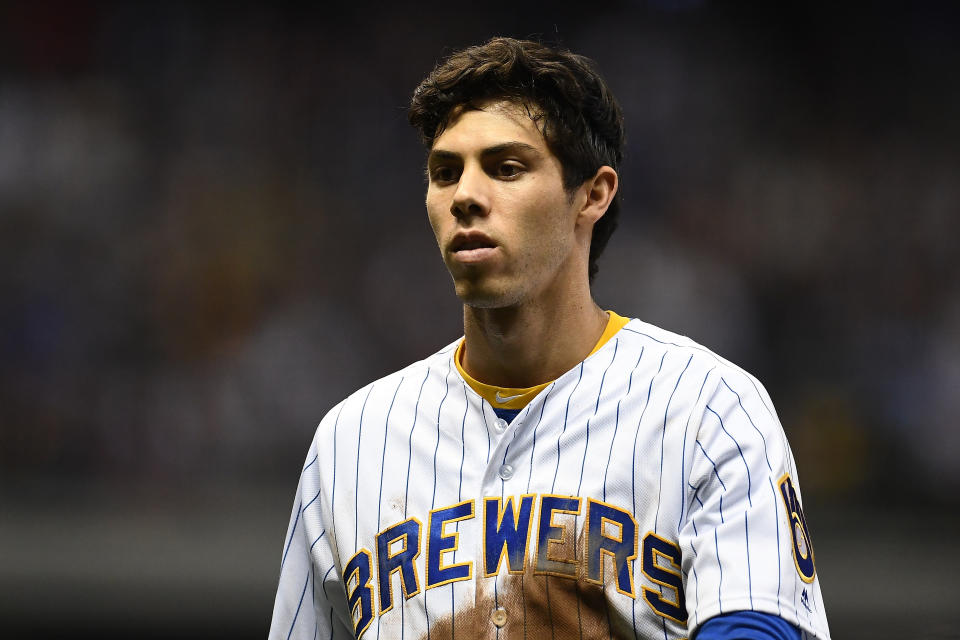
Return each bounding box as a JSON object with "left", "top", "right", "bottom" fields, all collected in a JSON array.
[{"left": 2, "top": 1, "right": 958, "bottom": 638}]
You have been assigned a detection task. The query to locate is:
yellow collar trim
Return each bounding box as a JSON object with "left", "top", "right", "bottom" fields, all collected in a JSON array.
[
  {"left": 454, "top": 311, "right": 631, "bottom": 410},
  {"left": 588, "top": 310, "right": 631, "bottom": 358}
]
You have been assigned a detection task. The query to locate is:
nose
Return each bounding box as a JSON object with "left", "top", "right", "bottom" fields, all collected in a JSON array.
[{"left": 450, "top": 164, "right": 490, "bottom": 219}]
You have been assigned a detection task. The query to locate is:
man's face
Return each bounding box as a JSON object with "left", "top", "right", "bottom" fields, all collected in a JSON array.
[{"left": 426, "top": 100, "right": 588, "bottom": 308}]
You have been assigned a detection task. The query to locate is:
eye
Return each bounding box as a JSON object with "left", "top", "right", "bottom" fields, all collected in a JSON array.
[
  {"left": 430, "top": 165, "right": 459, "bottom": 184},
  {"left": 496, "top": 161, "right": 525, "bottom": 179}
]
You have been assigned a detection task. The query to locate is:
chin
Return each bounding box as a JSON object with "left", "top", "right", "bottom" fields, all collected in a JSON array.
[{"left": 453, "top": 278, "right": 522, "bottom": 310}]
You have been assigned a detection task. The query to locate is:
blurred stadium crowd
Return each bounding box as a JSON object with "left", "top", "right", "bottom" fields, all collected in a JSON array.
[{"left": 1, "top": 1, "right": 958, "bottom": 510}]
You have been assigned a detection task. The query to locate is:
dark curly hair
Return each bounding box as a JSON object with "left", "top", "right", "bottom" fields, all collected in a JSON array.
[{"left": 409, "top": 37, "right": 624, "bottom": 283}]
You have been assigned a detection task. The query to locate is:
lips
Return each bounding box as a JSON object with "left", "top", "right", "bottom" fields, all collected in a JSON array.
[
  {"left": 449, "top": 231, "right": 498, "bottom": 263},
  {"left": 450, "top": 231, "right": 497, "bottom": 252}
]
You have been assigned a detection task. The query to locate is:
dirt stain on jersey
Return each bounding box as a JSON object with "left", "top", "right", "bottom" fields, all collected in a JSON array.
[
  {"left": 420, "top": 530, "right": 635, "bottom": 640},
  {"left": 423, "top": 571, "right": 635, "bottom": 640}
]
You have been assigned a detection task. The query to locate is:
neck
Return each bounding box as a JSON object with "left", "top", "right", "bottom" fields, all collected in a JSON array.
[{"left": 460, "top": 283, "right": 608, "bottom": 388}]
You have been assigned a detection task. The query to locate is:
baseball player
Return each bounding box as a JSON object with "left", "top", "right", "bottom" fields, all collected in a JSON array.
[{"left": 269, "top": 38, "right": 830, "bottom": 640}]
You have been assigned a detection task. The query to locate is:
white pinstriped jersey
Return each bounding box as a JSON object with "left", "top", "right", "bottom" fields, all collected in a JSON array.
[{"left": 269, "top": 318, "right": 830, "bottom": 640}]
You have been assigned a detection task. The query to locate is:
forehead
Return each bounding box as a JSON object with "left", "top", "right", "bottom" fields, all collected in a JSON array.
[{"left": 432, "top": 100, "right": 548, "bottom": 153}]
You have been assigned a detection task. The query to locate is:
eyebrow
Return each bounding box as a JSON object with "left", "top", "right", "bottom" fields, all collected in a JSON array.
[{"left": 427, "top": 141, "right": 541, "bottom": 164}]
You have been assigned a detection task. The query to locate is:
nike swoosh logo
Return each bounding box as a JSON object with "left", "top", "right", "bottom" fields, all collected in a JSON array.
[{"left": 495, "top": 391, "right": 523, "bottom": 403}]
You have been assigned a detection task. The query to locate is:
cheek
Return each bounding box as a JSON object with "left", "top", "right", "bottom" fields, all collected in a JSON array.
[
  {"left": 520, "top": 193, "right": 573, "bottom": 241},
  {"left": 520, "top": 198, "right": 577, "bottom": 265},
  {"left": 425, "top": 198, "right": 446, "bottom": 240}
]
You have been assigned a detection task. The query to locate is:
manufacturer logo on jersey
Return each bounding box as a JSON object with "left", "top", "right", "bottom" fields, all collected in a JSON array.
[
  {"left": 778, "top": 473, "right": 816, "bottom": 583},
  {"left": 494, "top": 391, "right": 523, "bottom": 403}
]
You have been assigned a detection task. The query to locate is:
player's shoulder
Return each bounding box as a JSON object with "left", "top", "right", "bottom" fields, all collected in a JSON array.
[
  {"left": 617, "top": 317, "right": 774, "bottom": 405},
  {"left": 312, "top": 337, "right": 461, "bottom": 433}
]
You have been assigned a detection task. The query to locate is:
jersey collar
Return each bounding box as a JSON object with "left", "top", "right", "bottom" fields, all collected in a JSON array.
[{"left": 454, "top": 311, "right": 630, "bottom": 410}]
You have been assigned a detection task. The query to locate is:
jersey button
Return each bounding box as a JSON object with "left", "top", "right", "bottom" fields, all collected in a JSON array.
[
  {"left": 490, "top": 607, "right": 508, "bottom": 627},
  {"left": 498, "top": 463, "right": 514, "bottom": 480},
  {"left": 493, "top": 418, "right": 508, "bottom": 432}
]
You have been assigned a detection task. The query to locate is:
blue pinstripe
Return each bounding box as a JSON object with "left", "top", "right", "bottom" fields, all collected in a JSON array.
[
  {"left": 281, "top": 501, "right": 302, "bottom": 572},
  {"left": 689, "top": 535, "right": 701, "bottom": 627},
  {"left": 577, "top": 340, "right": 618, "bottom": 498},
  {"left": 330, "top": 404, "right": 344, "bottom": 558},
  {"left": 404, "top": 368, "right": 432, "bottom": 518},
  {"left": 526, "top": 385, "right": 553, "bottom": 492},
  {"left": 630, "top": 350, "right": 665, "bottom": 640},
  {"left": 320, "top": 564, "right": 335, "bottom": 640},
  {"left": 605, "top": 349, "right": 643, "bottom": 501},
  {"left": 303, "top": 489, "right": 322, "bottom": 515},
  {"left": 721, "top": 378, "right": 773, "bottom": 471},
  {"left": 431, "top": 361, "right": 452, "bottom": 509},
  {"left": 551, "top": 362, "right": 584, "bottom": 493},
  {"left": 705, "top": 405, "right": 753, "bottom": 507},
  {"left": 310, "top": 563, "right": 316, "bottom": 638},
  {"left": 355, "top": 386, "right": 374, "bottom": 550},
  {"left": 654, "top": 352, "right": 691, "bottom": 640},
  {"left": 398, "top": 368, "right": 431, "bottom": 640},
  {"left": 482, "top": 402, "right": 492, "bottom": 464},
  {"left": 375, "top": 377, "right": 404, "bottom": 640},
  {"left": 745, "top": 511, "right": 754, "bottom": 609},
  {"left": 377, "top": 377, "right": 405, "bottom": 531},
  {"left": 633, "top": 352, "right": 667, "bottom": 515},
  {"left": 425, "top": 362, "right": 452, "bottom": 640},
  {"left": 309, "top": 530, "right": 326, "bottom": 552},
  {"left": 655, "top": 354, "right": 692, "bottom": 533},
  {"left": 524, "top": 380, "right": 556, "bottom": 640},
  {"left": 449, "top": 382, "right": 469, "bottom": 640},
  {"left": 769, "top": 478, "right": 782, "bottom": 615},
  {"left": 458, "top": 383, "right": 468, "bottom": 502},
  {"left": 694, "top": 440, "right": 727, "bottom": 491},
  {"left": 287, "top": 570, "right": 311, "bottom": 640},
  {"left": 714, "top": 529, "right": 724, "bottom": 613},
  {"left": 598, "top": 354, "right": 628, "bottom": 635},
  {"left": 688, "top": 484, "right": 704, "bottom": 509},
  {"left": 678, "top": 368, "right": 715, "bottom": 531},
  {"left": 657, "top": 351, "right": 690, "bottom": 640}
]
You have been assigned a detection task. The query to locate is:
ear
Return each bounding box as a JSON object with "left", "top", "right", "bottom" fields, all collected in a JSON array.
[{"left": 576, "top": 166, "right": 618, "bottom": 227}]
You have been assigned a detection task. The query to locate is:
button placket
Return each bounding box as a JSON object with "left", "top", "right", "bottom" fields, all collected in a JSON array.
[{"left": 484, "top": 410, "right": 521, "bottom": 491}]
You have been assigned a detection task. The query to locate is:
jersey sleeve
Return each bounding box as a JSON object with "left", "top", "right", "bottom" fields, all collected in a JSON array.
[
  {"left": 678, "top": 371, "right": 831, "bottom": 639},
  {"left": 695, "top": 610, "right": 801, "bottom": 640},
  {"left": 269, "top": 436, "right": 355, "bottom": 640}
]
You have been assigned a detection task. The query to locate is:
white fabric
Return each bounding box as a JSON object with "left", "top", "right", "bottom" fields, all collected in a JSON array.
[{"left": 269, "top": 318, "right": 831, "bottom": 639}]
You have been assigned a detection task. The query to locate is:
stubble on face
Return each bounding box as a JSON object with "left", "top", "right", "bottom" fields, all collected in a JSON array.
[{"left": 425, "top": 100, "right": 584, "bottom": 311}]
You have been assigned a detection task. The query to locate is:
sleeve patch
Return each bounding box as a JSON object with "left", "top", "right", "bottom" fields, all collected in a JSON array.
[{"left": 777, "top": 474, "right": 816, "bottom": 583}]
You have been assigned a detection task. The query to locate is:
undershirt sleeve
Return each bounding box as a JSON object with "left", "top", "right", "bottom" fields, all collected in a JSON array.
[{"left": 694, "top": 611, "right": 801, "bottom": 640}]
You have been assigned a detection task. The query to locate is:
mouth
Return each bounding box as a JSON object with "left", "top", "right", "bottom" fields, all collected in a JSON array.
[
  {"left": 451, "top": 231, "right": 496, "bottom": 252},
  {"left": 449, "top": 231, "right": 498, "bottom": 264}
]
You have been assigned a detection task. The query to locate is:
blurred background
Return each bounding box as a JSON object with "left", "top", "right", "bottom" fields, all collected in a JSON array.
[{"left": 1, "top": 1, "right": 958, "bottom": 637}]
